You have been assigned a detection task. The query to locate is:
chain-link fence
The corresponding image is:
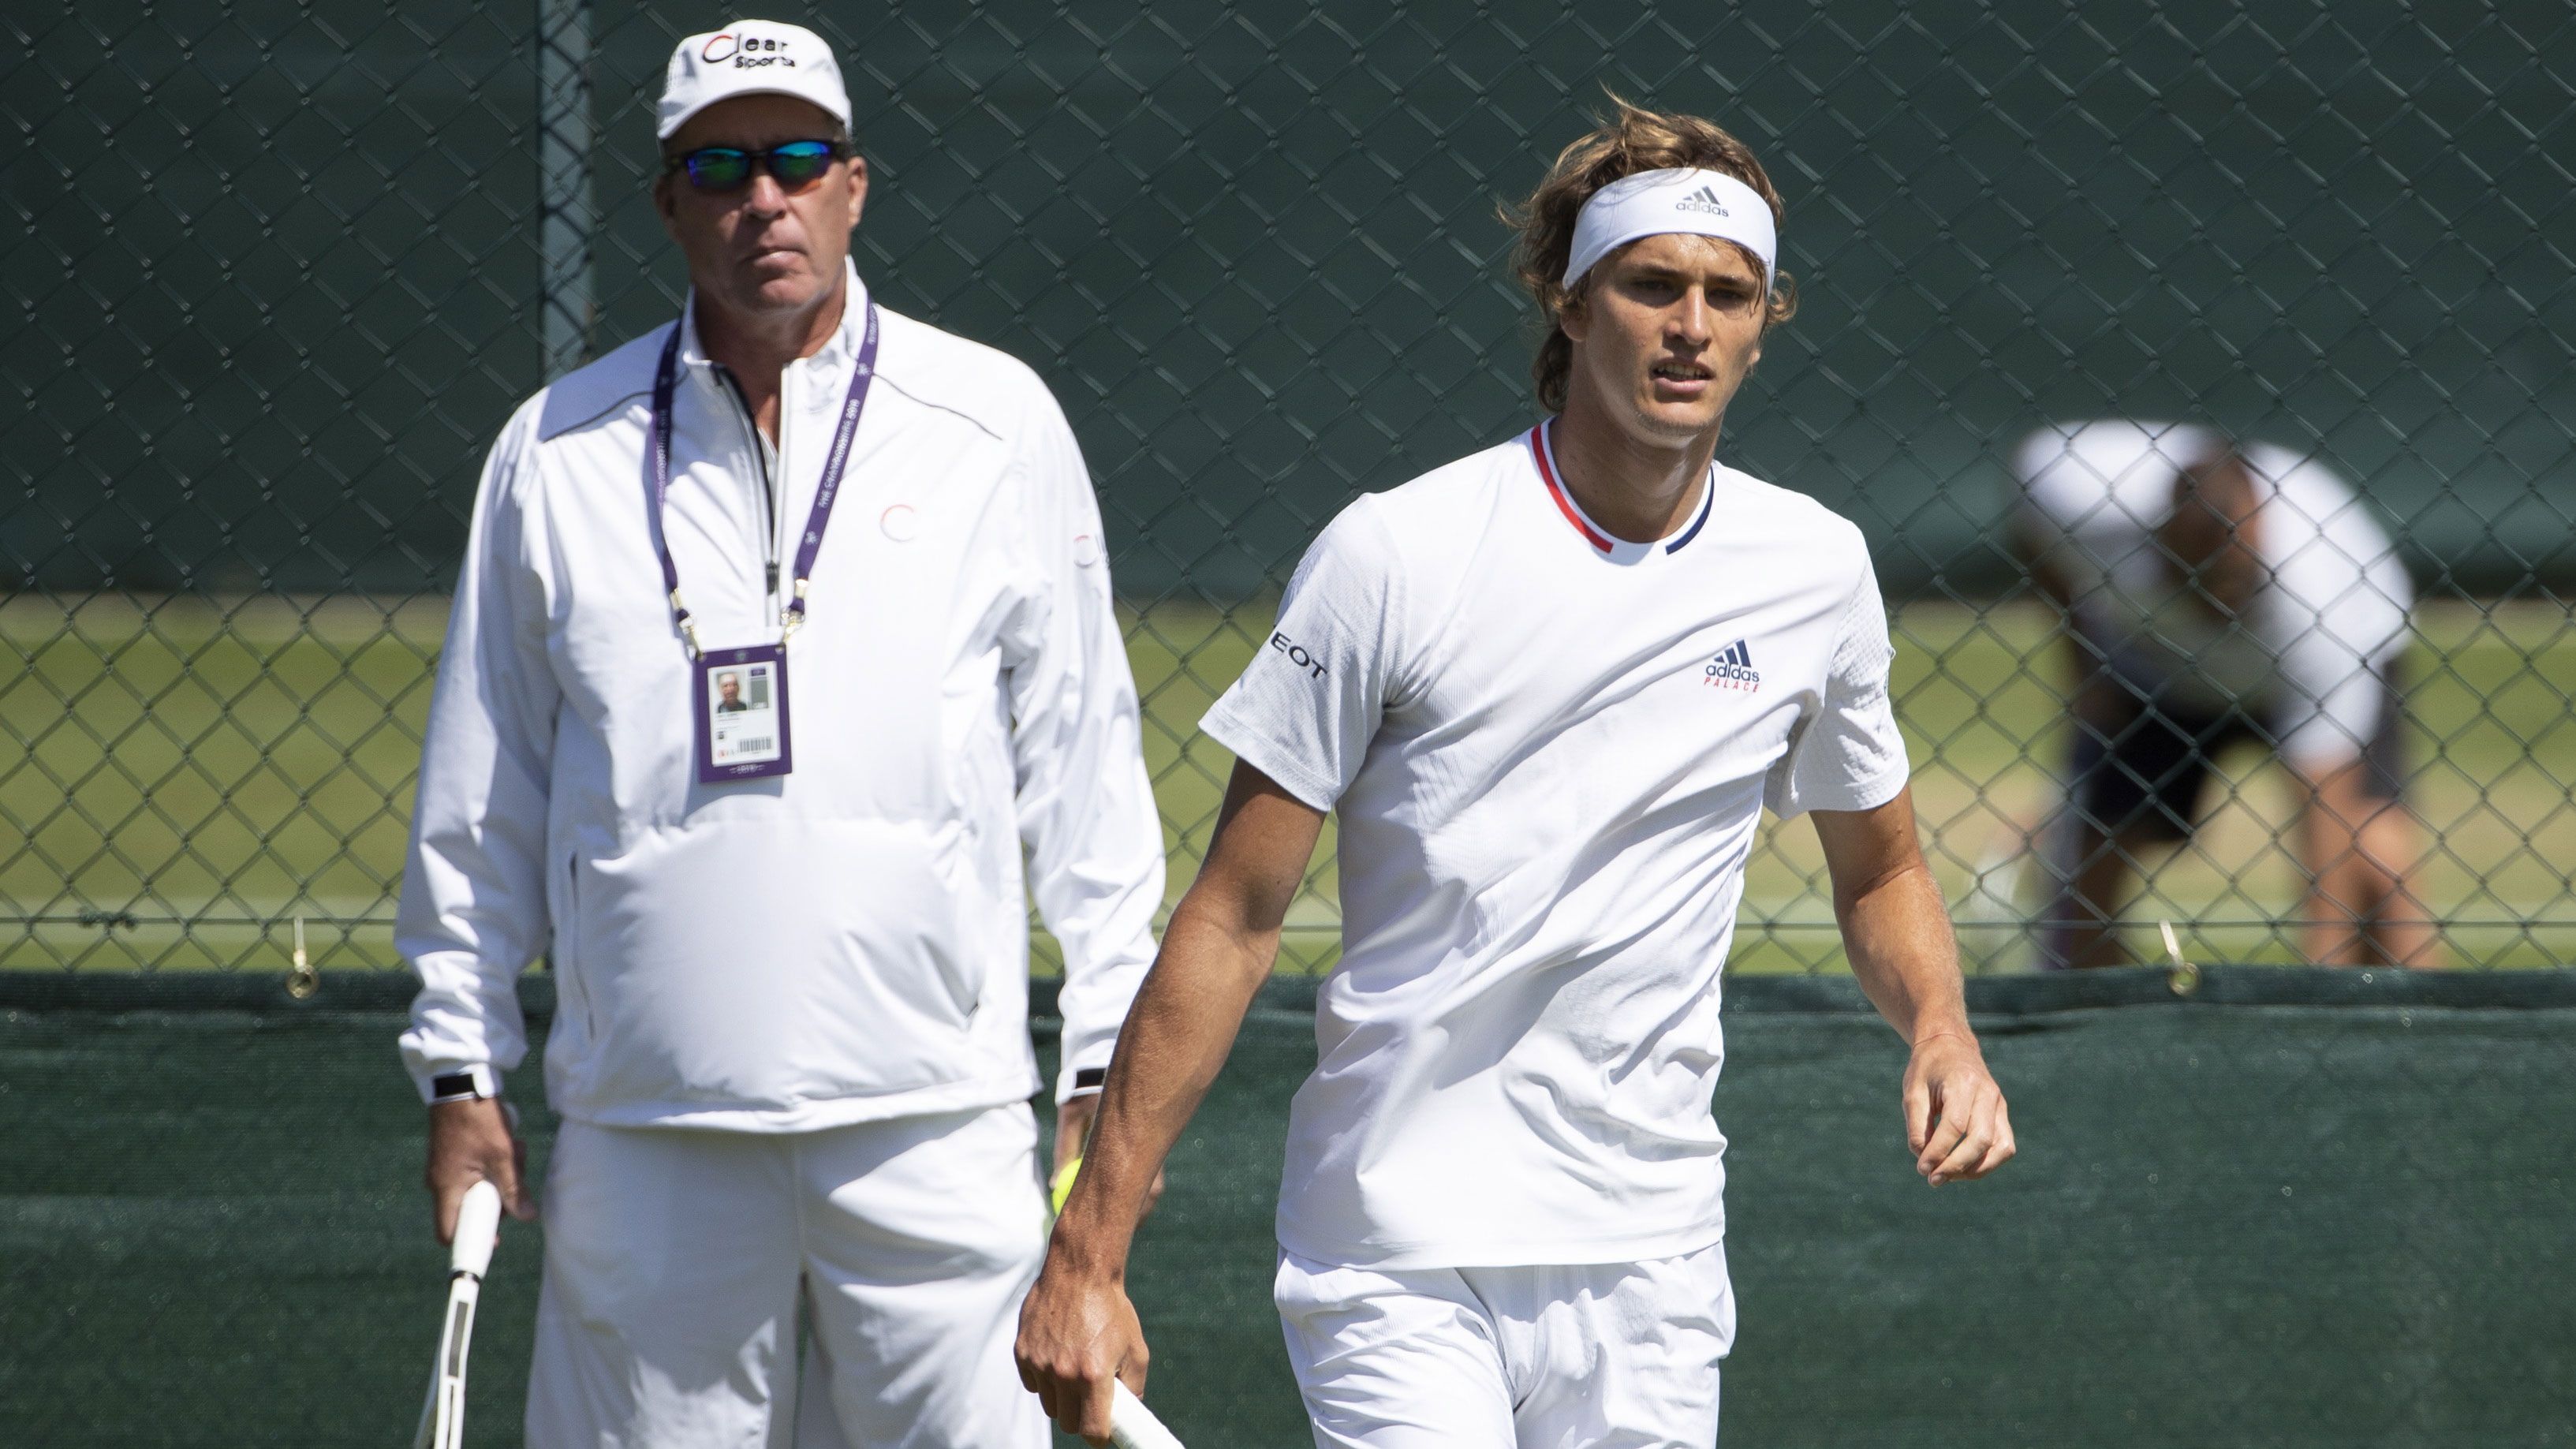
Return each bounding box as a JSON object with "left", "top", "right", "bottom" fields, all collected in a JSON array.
[{"left": 6, "top": 0, "right": 2572, "bottom": 974}]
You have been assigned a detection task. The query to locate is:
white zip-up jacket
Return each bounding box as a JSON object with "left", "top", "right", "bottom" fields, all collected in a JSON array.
[{"left": 396, "top": 269, "right": 1165, "bottom": 1130}]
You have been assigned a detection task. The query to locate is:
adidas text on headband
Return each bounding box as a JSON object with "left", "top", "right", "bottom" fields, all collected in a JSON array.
[{"left": 1562, "top": 169, "right": 1779, "bottom": 290}]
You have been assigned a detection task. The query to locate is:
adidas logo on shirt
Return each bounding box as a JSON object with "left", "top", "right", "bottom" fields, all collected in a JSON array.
[
  {"left": 1676, "top": 185, "right": 1732, "bottom": 217},
  {"left": 1703, "top": 639, "right": 1761, "bottom": 692}
]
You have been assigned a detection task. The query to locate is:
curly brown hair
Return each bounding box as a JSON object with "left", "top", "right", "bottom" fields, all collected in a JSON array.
[{"left": 1507, "top": 97, "right": 1797, "bottom": 413}]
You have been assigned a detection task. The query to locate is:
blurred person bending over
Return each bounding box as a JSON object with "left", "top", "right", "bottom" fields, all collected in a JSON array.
[
  {"left": 2013, "top": 420, "right": 2433, "bottom": 969},
  {"left": 1017, "top": 100, "right": 2014, "bottom": 1449},
  {"left": 395, "top": 21, "right": 1163, "bottom": 1446}
]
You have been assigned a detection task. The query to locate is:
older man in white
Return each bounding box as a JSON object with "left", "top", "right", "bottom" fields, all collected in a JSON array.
[{"left": 396, "top": 21, "right": 1163, "bottom": 1446}]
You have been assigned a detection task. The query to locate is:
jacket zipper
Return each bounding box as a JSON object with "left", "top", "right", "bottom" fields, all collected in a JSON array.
[
  {"left": 711, "top": 364, "right": 783, "bottom": 613},
  {"left": 562, "top": 852, "right": 595, "bottom": 1040}
]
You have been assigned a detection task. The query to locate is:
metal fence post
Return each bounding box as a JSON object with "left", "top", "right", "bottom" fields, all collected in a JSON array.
[{"left": 536, "top": 0, "right": 595, "bottom": 379}]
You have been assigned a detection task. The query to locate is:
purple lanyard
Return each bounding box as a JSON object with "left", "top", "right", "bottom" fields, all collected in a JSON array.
[{"left": 646, "top": 300, "right": 880, "bottom": 656}]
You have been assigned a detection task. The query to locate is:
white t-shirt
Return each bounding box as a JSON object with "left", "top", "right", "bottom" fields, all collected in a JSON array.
[
  {"left": 2012, "top": 420, "right": 2414, "bottom": 768},
  {"left": 1201, "top": 422, "right": 1910, "bottom": 1270}
]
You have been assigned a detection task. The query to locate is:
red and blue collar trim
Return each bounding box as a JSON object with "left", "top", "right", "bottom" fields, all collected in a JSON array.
[{"left": 1527, "top": 420, "right": 1717, "bottom": 560}]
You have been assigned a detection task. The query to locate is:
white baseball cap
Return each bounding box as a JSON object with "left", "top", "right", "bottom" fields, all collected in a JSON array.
[{"left": 658, "top": 21, "right": 853, "bottom": 141}]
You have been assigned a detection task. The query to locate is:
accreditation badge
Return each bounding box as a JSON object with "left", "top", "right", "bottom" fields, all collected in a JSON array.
[{"left": 694, "top": 644, "right": 793, "bottom": 782}]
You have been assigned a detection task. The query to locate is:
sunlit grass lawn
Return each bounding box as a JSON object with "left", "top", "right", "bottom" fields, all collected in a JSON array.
[
  {"left": 1122, "top": 597, "right": 2576, "bottom": 974},
  {"left": 5, "top": 593, "right": 2570, "bottom": 973}
]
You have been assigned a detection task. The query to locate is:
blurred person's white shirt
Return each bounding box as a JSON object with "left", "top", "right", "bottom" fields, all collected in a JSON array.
[
  {"left": 396, "top": 267, "right": 1164, "bottom": 1129},
  {"left": 2014, "top": 419, "right": 2414, "bottom": 770},
  {"left": 1201, "top": 424, "right": 1910, "bottom": 1270}
]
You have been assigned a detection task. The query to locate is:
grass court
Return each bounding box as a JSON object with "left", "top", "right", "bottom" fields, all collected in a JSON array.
[{"left": 4, "top": 594, "right": 2569, "bottom": 973}]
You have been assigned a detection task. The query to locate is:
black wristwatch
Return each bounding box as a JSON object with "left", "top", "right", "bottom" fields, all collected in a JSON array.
[{"left": 428, "top": 1064, "right": 499, "bottom": 1104}]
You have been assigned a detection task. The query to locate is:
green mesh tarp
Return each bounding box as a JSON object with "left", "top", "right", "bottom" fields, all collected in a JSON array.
[{"left": 3, "top": 969, "right": 2570, "bottom": 1447}]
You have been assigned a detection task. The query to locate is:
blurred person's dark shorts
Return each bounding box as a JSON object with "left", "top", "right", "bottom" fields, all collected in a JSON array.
[{"left": 2069, "top": 663, "right": 2407, "bottom": 842}]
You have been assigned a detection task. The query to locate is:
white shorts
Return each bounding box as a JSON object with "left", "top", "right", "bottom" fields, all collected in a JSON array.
[
  {"left": 525, "top": 1102, "right": 1051, "bottom": 1449},
  {"left": 1275, "top": 1244, "right": 1735, "bottom": 1449}
]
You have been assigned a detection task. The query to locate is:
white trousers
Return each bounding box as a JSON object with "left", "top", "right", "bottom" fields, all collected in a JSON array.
[
  {"left": 525, "top": 1103, "right": 1051, "bottom": 1449},
  {"left": 1275, "top": 1244, "right": 1735, "bottom": 1449}
]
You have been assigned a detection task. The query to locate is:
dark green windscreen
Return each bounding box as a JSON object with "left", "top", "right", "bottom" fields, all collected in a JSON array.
[
  {"left": 4, "top": 969, "right": 2569, "bottom": 1446},
  {"left": 9, "top": 0, "right": 2571, "bottom": 598}
]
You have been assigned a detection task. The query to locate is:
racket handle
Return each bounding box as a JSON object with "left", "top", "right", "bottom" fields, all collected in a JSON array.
[
  {"left": 451, "top": 1179, "right": 502, "bottom": 1278},
  {"left": 1110, "top": 1380, "right": 1187, "bottom": 1449}
]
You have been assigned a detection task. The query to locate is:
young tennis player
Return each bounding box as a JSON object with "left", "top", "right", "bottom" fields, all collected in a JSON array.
[{"left": 1017, "top": 101, "right": 2015, "bottom": 1447}]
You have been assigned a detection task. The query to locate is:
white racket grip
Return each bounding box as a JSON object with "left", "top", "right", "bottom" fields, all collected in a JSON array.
[
  {"left": 1110, "top": 1380, "right": 1186, "bottom": 1449},
  {"left": 450, "top": 1180, "right": 502, "bottom": 1279}
]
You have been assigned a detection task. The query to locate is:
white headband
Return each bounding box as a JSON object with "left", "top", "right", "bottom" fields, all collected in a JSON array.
[{"left": 1562, "top": 168, "right": 1778, "bottom": 289}]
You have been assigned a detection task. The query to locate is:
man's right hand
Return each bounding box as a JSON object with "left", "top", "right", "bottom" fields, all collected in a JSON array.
[
  {"left": 1015, "top": 1253, "right": 1149, "bottom": 1446},
  {"left": 425, "top": 1096, "right": 536, "bottom": 1243},
  {"left": 1012, "top": 766, "right": 1323, "bottom": 1442}
]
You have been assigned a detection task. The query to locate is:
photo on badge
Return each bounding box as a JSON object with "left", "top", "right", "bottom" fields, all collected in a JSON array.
[{"left": 695, "top": 645, "right": 793, "bottom": 782}]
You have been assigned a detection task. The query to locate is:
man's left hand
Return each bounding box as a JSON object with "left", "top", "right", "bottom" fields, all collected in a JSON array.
[
  {"left": 1054, "top": 1095, "right": 1165, "bottom": 1216},
  {"left": 1902, "top": 1033, "right": 2016, "bottom": 1186}
]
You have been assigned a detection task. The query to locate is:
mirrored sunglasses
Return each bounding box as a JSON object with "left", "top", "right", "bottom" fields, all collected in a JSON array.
[{"left": 668, "top": 140, "right": 847, "bottom": 194}]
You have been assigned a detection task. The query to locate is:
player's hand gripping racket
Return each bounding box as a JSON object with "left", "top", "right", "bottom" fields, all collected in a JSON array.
[
  {"left": 413, "top": 1180, "right": 502, "bottom": 1449},
  {"left": 1109, "top": 1380, "right": 1187, "bottom": 1449}
]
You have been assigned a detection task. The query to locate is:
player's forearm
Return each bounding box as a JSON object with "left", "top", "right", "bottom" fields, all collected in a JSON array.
[
  {"left": 1836, "top": 860, "right": 1973, "bottom": 1044},
  {"left": 1047, "top": 887, "right": 1280, "bottom": 1278}
]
